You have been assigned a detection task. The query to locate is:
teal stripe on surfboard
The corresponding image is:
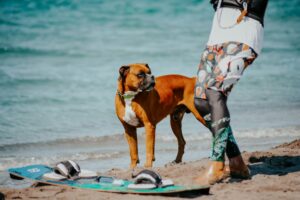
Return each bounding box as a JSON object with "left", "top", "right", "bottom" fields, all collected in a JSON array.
[{"left": 76, "top": 182, "right": 186, "bottom": 193}]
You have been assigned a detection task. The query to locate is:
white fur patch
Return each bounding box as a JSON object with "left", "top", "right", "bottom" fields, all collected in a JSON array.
[{"left": 122, "top": 92, "right": 139, "bottom": 126}]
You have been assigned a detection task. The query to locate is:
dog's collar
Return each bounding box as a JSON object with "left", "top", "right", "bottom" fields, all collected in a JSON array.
[{"left": 117, "top": 90, "right": 139, "bottom": 100}]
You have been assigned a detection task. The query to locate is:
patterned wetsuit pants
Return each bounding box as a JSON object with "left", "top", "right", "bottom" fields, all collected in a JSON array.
[{"left": 194, "top": 42, "right": 257, "bottom": 162}]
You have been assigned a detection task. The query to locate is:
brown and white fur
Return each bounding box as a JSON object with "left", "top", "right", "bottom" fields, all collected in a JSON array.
[{"left": 115, "top": 63, "right": 206, "bottom": 168}]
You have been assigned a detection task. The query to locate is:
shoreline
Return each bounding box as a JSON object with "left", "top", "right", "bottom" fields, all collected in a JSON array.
[
  {"left": 1, "top": 126, "right": 299, "bottom": 174},
  {"left": 1, "top": 139, "right": 300, "bottom": 199}
]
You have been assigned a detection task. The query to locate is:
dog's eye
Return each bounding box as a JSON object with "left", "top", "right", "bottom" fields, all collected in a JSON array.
[{"left": 137, "top": 72, "right": 146, "bottom": 78}]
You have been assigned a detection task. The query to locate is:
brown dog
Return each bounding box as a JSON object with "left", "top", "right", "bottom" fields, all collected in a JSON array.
[{"left": 115, "top": 63, "right": 206, "bottom": 168}]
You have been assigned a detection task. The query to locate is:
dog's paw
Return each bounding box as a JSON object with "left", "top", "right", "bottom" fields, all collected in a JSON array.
[
  {"left": 129, "top": 158, "right": 140, "bottom": 169},
  {"left": 144, "top": 161, "right": 153, "bottom": 168},
  {"left": 164, "top": 160, "right": 182, "bottom": 167}
]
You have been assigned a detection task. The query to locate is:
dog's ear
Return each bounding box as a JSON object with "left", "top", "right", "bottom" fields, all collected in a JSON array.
[
  {"left": 119, "top": 65, "right": 130, "bottom": 79},
  {"left": 144, "top": 63, "right": 151, "bottom": 74}
]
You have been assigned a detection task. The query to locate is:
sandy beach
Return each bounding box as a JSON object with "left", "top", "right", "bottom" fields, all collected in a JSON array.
[{"left": 1, "top": 139, "right": 299, "bottom": 200}]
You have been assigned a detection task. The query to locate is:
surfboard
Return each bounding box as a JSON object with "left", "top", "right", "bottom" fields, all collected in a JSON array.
[{"left": 8, "top": 164, "right": 209, "bottom": 196}]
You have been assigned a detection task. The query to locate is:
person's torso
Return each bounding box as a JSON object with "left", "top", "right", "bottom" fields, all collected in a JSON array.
[{"left": 207, "top": 6, "right": 264, "bottom": 55}]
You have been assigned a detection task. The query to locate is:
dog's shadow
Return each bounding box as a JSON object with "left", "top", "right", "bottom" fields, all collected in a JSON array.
[{"left": 228, "top": 155, "right": 300, "bottom": 184}]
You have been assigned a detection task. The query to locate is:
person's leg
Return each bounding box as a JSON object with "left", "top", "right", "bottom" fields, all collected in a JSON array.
[
  {"left": 195, "top": 42, "right": 256, "bottom": 184},
  {"left": 226, "top": 126, "right": 250, "bottom": 179},
  {"left": 205, "top": 89, "right": 242, "bottom": 161},
  {"left": 206, "top": 89, "right": 230, "bottom": 162},
  {"left": 206, "top": 89, "right": 249, "bottom": 178},
  {"left": 195, "top": 88, "right": 249, "bottom": 184},
  {"left": 194, "top": 89, "right": 231, "bottom": 185},
  {"left": 226, "top": 127, "right": 241, "bottom": 159},
  {"left": 194, "top": 45, "right": 230, "bottom": 184},
  {"left": 195, "top": 91, "right": 243, "bottom": 162}
]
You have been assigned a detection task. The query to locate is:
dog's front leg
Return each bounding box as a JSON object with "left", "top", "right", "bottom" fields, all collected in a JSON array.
[
  {"left": 124, "top": 125, "right": 139, "bottom": 169},
  {"left": 144, "top": 123, "right": 156, "bottom": 168}
]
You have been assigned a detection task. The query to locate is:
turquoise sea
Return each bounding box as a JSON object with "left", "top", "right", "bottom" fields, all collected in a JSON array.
[{"left": 0, "top": 0, "right": 300, "bottom": 186}]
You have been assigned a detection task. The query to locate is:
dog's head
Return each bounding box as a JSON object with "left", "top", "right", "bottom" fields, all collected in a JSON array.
[{"left": 118, "top": 63, "right": 155, "bottom": 93}]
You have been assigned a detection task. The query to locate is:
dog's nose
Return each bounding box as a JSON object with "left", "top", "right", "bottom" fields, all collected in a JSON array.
[
  {"left": 151, "top": 75, "right": 155, "bottom": 81},
  {"left": 149, "top": 81, "right": 155, "bottom": 88}
]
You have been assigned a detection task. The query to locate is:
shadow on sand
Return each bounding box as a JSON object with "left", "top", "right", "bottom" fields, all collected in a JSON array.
[
  {"left": 228, "top": 154, "right": 300, "bottom": 185},
  {"left": 248, "top": 155, "right": 300, "bottom": 176}
]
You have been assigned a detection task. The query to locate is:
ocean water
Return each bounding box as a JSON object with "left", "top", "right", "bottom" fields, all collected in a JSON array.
[{"left": 0, "top": 0, "right": 300, "bottom": 185}]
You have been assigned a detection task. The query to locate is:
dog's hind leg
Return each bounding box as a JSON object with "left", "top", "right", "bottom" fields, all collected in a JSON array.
[
  {"left": 170, "top": 105, "right": 187, "bottom": 164},
  {"left": 123, "top": 124, "right": 139, "bottom": 169}
]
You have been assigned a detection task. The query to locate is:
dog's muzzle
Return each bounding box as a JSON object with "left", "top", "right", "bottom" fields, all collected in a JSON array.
[{"left": 143, "top": 75, "right": 155, "bottom": 92}]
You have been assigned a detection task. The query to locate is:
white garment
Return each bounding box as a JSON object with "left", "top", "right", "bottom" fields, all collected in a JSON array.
[{"left": 207, "top": 7, "right": 264, "bottom": 55}]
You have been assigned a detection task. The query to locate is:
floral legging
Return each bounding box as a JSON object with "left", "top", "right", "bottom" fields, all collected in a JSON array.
[{"left": 194, "top": 42, "right": 257, "bottom": 161}]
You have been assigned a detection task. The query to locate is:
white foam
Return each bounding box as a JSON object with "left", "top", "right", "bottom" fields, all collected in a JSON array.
[
  {"left": 155, "top": 126, "right": 300, "bottom": 142},
  {"left": 0, "top": 151, "right": 123, "bottom": 171}
]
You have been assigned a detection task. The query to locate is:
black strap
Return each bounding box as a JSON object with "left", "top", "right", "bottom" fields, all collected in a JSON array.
[
  {"left": 210, "top": 0, "right": 268, "bottom": 26},
  {"left": 55, "top": 160, "right": 80, "bottom": 178},
  {"left": 133, "top": 169, "right": 162, "bottom": 186},
  {"left": 63, "top": 161, "right": 79, "bottom": 177}
]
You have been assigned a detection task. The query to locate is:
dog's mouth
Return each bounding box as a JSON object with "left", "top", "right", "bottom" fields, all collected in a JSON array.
[
  {"left": 139, "top": 74, "right": 155, "bottom": 92},
  {"left": 145, "top": 81, "right": 155, "bottom": 91}
]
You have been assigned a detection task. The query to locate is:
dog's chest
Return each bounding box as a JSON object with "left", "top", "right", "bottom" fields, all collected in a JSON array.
[{"left": 123, "top": 98, "right": 140, "bottom": 126}]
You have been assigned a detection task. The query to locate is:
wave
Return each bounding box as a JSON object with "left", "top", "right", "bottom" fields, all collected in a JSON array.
[
  {"left": 0, "top": 151, "right": 124, "bottom": 171},
  {"left": 0, "top": 69, "right": 12, "bottom": 83},
  {"left": 0, "top": 134, "right": 125, "bottom": 151},
  {"left": 0, "top": 46, "right": 84, "bottom": 57},
  {"left": 1, "top": 126, "right": 299, "bottom": 150},
  {"left": 0, "top": 97, "right": 66, "bottom": 107},
  {"left": 235, "top": 126, "right": 300, "bottom": 139},
  {"left": 158, "top": 126, "right": 300, "bottom": 142},
  {"left": 0, "top": 46, "right": 59, "bottom": 56},
  {"left": 0, "top": 133, "right": 209, "bottom": 151},
  {"left": 0, "top": 76, "right": 57, "bottom": 87},
  {"left": 0, "top": 19, "right": 20, "bottom": 26}
]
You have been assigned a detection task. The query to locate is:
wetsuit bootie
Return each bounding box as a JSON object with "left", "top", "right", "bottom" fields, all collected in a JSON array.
[
  {"left": 195, "top": 161, "right": 229, "bottom": 185},
  {"left": 228, "top": 155, "right": 250, "bottom": 179}
]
